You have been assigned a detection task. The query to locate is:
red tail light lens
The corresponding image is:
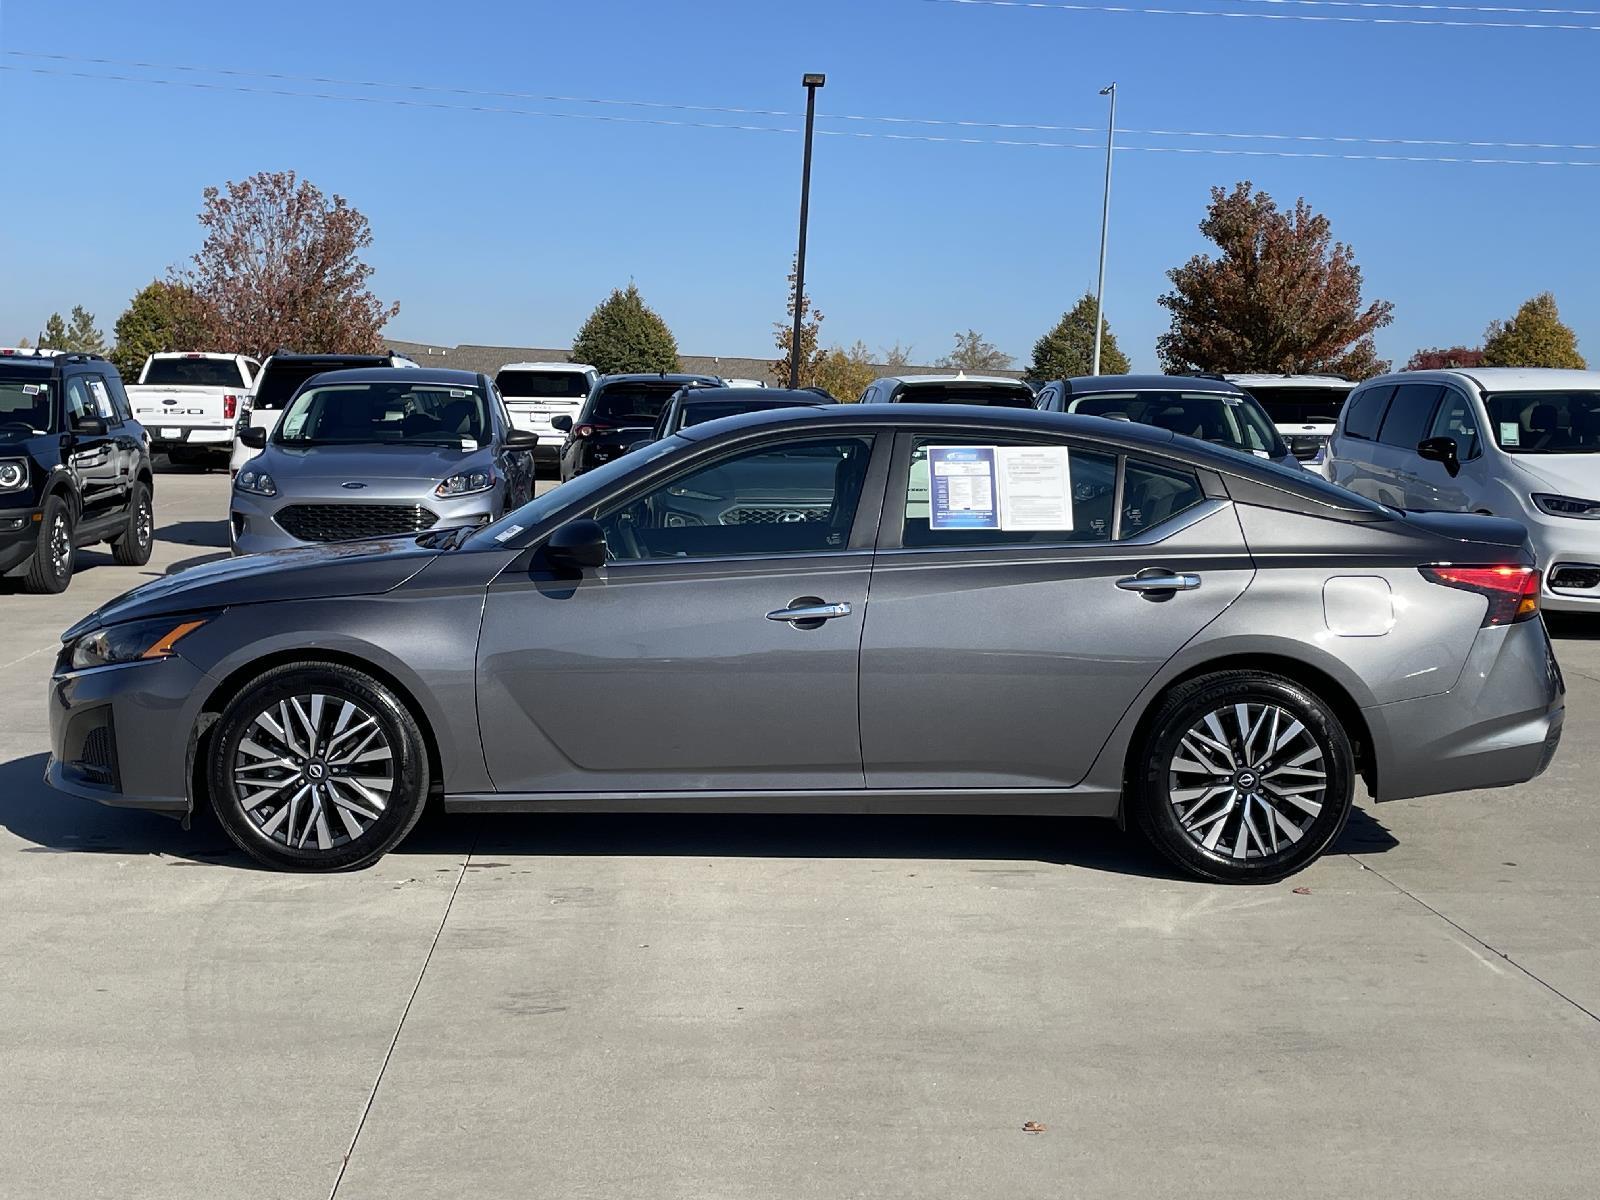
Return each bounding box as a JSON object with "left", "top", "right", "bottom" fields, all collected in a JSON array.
[
  {"left": 222, "top": 394, "right": 238, "bottom": 420},
  {"left": 1421, "top": 565, "right": 1540, "bottom": 626}
]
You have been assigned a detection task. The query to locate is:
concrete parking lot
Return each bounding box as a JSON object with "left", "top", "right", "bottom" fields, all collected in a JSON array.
[{"left": 2, "top": 468, "right": 1597, "bottom": 1199}]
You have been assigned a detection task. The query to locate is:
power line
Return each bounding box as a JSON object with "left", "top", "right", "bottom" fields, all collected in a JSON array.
[
  {"left": 4, "top": 63, "right": 1598, "bottom": 168},
  {"left": 7, "top": 50, "right": 1598, "bottom": 154},
  {"left": 921, "top": 0, "right": 1600, "bottom": 31},
  {"left": 1233, "top": 0, "right": 1600, "bottom": 15}
]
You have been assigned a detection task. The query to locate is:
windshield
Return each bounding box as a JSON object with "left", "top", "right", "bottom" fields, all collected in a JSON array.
[
  {"left": 1484, "top": 391, "right": 1600, "bottom": 454},
  {"left": 142, "top": 357, "right": 248, "bottom": 388},
  {"left": 0, "top": 372, "right": 54, "bottom": 433},
  {"left": 894, "top": 382, "right": 1036, "bottom": 408},
  {"left": 1235, "top": 386, "right": 1351, "bottom": 426},
  {"left": 588, "top": 383, "right": 685, "bottom": 425},
  {"left": 496, "top": 369, "right": 589, "bottom": 399},
  {"left": 1069, "top": 391, "right": 1287, "bottom": 457},
  {"left": 276, "top": 382, "right": 489, "bottom": 447}
]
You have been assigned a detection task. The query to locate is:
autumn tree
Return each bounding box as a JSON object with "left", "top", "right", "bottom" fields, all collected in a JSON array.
[
  {"left": 771, "top": 258, "right": 825, "bottom": 387},
  {"left": 1481, "top": 293, "right": 1586, "bottom": 369},
  {"left": 879, "top": 342, "right": 915, "bottom": 371},
  {"left": 570, "top": 283, "right": 679, "bottom": 374},
  {"left": 175, "top": 170, "right": 399, "bottom": 359},
  {"left": 36, "top": 313, "right": 67, "bottom": 350},
  {"left": 111, "top": 281, "right": 211, "bottom": 378},
  {"left": 1030, "top": 293, "right": 1131, "bottom": 381},
  {"left": 1405, "top": 346, "right": 1485, "bottom": 371},
  {"left": 936, "top": 329, "right": 1013, "bottom": 372},
  {"left": 813, "top": 341, "right": 877, "bottom": 401},
  {"left": 1157, "top": 182, "right": 1393, "bottom": 379}
]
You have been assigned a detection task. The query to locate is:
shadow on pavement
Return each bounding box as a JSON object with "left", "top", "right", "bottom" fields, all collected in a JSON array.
[
  {"left": 1544, "top": 613, "right": 1600, "bottom": 642},
  {"left": 158, "top": 519, "right": 229, "bottom": 549},
  {"left": 2, "top": 748, "right": 1399, "bottom": 879}
]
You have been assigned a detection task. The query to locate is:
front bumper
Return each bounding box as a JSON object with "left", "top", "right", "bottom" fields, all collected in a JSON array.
[
  {"left": 1519, "top": 519, "right": 1600, "bottom": 611},
  {"left": 229, "top": 488, "right": 497, "bottom": 555},
  {"left": 45, "top": 654, "right": 208, "bottom": 813},
  {"left": 1364, "top": 617, "right": 1564, "bottom": 801},
  {"left": 0, "top": 506, "right": 41, "bottom": 573}
]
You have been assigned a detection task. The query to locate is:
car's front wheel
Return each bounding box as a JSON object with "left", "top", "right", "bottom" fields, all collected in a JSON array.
[
  {"left": 23, "top": 494, "right": 74, "bottom": 594},
  {"left": 208, "top": 662, "right": 431, "bottom": 871},
  {"left": 1134, "top": 671, "right": 1355, "bottom": 883}
]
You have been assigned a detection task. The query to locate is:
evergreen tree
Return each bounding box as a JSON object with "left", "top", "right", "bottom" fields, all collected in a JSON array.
[
  {"left": 38, "top": 312, "right": 67, "bottom": 350},
  {"left": 570, "top": 283, "right": 680, "bottom": 375},
  {"left": 1029, "top": 293, "right": 1131, "bottom": 381},
  {"left": 63, "top": 306, "right": 107, "bottom": 355},
  {"left": 1481, "top": 293, "right": 1586, "bottom": 369},
  {"left": 111, "top": 281, "right": 210, "bottom": 378}
]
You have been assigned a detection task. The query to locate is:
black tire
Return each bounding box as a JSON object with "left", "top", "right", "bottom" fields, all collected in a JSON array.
[
  {"left": 207, "top": 662, "right": 431, "bottom": 871},
  {"left": 22, "top": 493, "right": 74, "bottom": 594},
  {"left": 1133, "top": 670, "right": 1355, "bottom": 884},
  {"left": 111, "top": 481, "right": 154, "bottom": 566}
]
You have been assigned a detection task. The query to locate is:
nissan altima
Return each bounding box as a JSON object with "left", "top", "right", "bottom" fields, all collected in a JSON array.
[{"left": 47, "top": 405, "right": 1563, "bottom": 881}]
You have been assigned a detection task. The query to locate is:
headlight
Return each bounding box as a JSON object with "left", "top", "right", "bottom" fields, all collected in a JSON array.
[
  {"left": 68, "top": 614, "right": 213, "bottom": 671},
  {"left": 0, "top": 458, "right": 26, "bottom": 492},
  {"left": 1532, "top": 493, "right": 1600, "bottom": 518},
  {"left": 436, "top": 469, "right": 493, "bottom": 497},
  {"left": 236, "top": 467, "right": 277, "bottom": 497}
]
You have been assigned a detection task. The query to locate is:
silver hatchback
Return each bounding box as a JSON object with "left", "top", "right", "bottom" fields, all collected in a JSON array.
[{"left": 229, "top": 368, "right": 538, "bottom": 554}]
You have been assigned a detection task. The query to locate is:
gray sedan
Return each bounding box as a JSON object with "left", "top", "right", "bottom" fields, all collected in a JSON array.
[
  {"left": 230, "top": 367, "right": 537, "bottom": 553},
  {"left": 48, "top": 405, "right": 1563, "bottom": 881}
]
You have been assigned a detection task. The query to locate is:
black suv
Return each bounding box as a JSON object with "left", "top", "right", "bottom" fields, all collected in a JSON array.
[
  {"left": 0, "top": 350, "right": 154, "bottom": 593},
  {"left": 554, "top": 373, "right": 722, "bottom": 481}
]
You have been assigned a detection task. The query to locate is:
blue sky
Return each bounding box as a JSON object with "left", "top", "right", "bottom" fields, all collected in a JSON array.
[{"left": 2, "top": 0, "right": 1597, "bottom": 371}]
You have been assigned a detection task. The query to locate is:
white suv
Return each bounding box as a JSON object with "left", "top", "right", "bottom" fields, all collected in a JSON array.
[
  {"left": 1224, "top": 374, "right": 1354, "bottom": 475},
  {"left": 1325, "top": 367, "right": 1600, "bottom": 611},
  {"left": 494, "top": 362, "right": 598, "bottom": 470}
]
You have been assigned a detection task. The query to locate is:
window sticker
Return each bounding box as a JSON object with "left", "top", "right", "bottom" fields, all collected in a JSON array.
[
  {"left": 1500, "top": 422, "right": 1521, "bottom": 447},
  {"left": 928, "top": 446, "right": 999, "bottom": 529},
  {"left": 22, "top": 384, "right": 41, "bottom": 396},
  {"left": 494, "top": 524, "right": 525, "bottom": 543},
  {"left": 995, "top": 446, "right": 1073, "bottom": 531},
  {"left": 87, "top": 379, "right": 114, "bottom": 417},
  {"left": 927, "top": 445, "right": 1077, "bottom": 531}
]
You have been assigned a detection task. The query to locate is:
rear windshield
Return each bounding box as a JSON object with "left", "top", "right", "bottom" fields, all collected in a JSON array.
[
  {"left": 894, "top": 383, "right": 1035, "bottom": 408},
  {"left": 1236, "top": 386, "right": 1351, "bottom": 426},
  {"left": 0, "top": 370, "right": 54, "bottom": 433},
  {"left": 496, "top": 369, "right": 589, "bottom": 399},
  {"left": 1069, "top": 391, "right": 1287, "bottom": 457},
  {"left": 588, "top": 383, "right": 685, "bottom": 424},
  {"left": 254, "top": 359, "right": 391, "bottom": 410},
  {"left": 141, "top": 357, "right": 248, "bottom": 388},
  {"left": 1484, "top": 391, "right": 1600, "bottom": 454}
]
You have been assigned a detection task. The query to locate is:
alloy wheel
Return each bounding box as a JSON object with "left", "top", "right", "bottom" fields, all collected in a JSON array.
[
  {"left": 1167, "top": 702, "right": 1328, "bottom": 861},
  {"left": 49, "top": 515, "right": 71, "bottom": 578},
  {"left": 135, "top": 497, "right": 153, "bottom": 547},
  {"left": 231, "top": 693, "right": 395, "bottom": 853}
]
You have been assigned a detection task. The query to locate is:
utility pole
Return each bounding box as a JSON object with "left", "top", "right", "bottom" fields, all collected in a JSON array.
[
  {"left": 790, "top": 73, "right": 826, "bottom": 389},
  {"left": 1092, "top": 82, "right": 1116, "bottom": 377}
]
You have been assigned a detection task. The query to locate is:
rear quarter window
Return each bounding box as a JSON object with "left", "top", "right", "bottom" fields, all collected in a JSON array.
[{"left": 1341, "top": 386, "right": 1394, "bottom": 441}]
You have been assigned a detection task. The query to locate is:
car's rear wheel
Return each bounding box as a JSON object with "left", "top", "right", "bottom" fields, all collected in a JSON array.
[
  {"left": 23, "top": 494, "right": 74, "bottom": 594},
  {"left": 208, "top": 663, "right": 430, "bottom": 871},
  {"left": 1134, "top": 671, "right": 1354, "bottom": 883},
  {"left": 111, "top": 481, "right": 154, "bottom": 566}
]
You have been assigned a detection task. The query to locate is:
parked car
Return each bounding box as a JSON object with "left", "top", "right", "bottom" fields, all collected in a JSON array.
[
  {"left": 858, "top": 373, "right": 1036, "bottom": 407},
  {"left": 555, "top": 372, "right": 722, "bottom": 481},
  {"left": 229, "top": 367, "right": 537, "bottom": 554},
  {"left": 637, "top": 386, "right": 836, "bottom": 446},
  {"left": 230, "top": 352, "right": 417, "bottom": 478},
  {"left": 1325, "top": 368, "right": 1600, "bottom": 612},
  {"left": 493, "top": 361, "right": 597, "bottom": 471},
  {"left": 50, "top": 404, "right": 1561, "bottom": 880},
  {"left": 126, "top": 352, "right": 259, "bottom": 468},
  {"left": 0, "top": 349, "right": 153, "bottom": 592},
  {"left": 1036, "top": 375, "right": 1300, "bottom": 469},
  {"left": 1222, "top": 374, "right": 1355, "bottom": 472}
]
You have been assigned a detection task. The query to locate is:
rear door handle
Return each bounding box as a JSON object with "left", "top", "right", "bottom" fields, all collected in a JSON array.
[
  {"left": 1116, "top": 571, "right": 1201, "bottom": 594},
  {"left": 766, "top": 599, "right": 853, "bottom": 627}
]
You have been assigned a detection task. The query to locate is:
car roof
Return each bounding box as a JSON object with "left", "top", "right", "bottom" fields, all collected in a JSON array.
[
  {"left": 1062, "top": 374, "right": 1249, "bottom": 395},
  {"left": 299, "top": 367, "right": 483, "bottom": 386},
  {"left": 1223, "top": 373, "right": 1355, "bottom": 390},
  {"left": 676, "top": 387, "right": 836, "bottom": 407},
  {"left": 872, "top": 374, "right": 1029, "bottom": 388},
  {"left": 599, "top": 373, "right": 722, "bottom": 385},
  {"left": 1367, "top": 368, "right": 1600, "bottom": 392},
  {"left": 149, "top": 351, "right": 242, "bottom": 360},
  {"left": 496, "top": 361, "right": 597, "bottom": 373}
]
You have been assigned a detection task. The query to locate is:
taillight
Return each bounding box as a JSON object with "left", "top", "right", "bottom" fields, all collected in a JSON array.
[
  {"left": 222, "top": 394, "right": 237, "bottom": 420},
  {"left": 1421, "top": 565, "right": 1540, "bottom": 626},
  {"left": 574, "top": 424, "right": 596, "bottom": 439}
]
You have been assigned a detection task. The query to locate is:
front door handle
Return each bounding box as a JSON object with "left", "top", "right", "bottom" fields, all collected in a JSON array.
[
  {"left": 766, "top": 598, "right": 853, "bottom": 628},
  {"left": 1116, "top": 570, "right": 1202, "bottom": 595}
]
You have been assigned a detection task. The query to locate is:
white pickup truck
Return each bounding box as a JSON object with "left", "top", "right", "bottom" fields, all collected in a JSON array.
[{"left": 127, "top": 352, "right": 260, "bottom": 467}]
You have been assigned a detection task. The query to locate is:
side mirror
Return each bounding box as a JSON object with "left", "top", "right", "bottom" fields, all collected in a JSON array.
[
  {"left": 239, "top": 426, "right": 267, "bottom": 450},
  {"left": 544, "top": 519, "right": 607, "bottom": 570},
  {"left": 73, "top": 415, "right": 108, "bottom": 437},
  {"left": 1417, "top": 435, "right": 1461, "bottom": 477},
  {"left": 503, "top": 428, "right": 539, "bottom": 450},
  {"left": 550, "top": 414, "right": 573, "bottom": 434}
]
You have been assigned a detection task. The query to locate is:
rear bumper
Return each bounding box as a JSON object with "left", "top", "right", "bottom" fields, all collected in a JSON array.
[
  {"left": 149, "top": 427, "right": 234, "bottom": 452},
  {"left": 1365, "top": 618, "right": 1564, "bottom": 801}
]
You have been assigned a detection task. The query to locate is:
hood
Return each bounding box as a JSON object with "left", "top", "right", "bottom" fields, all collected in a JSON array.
[
  {"left": 63, "top": 537, "right": 440, "bottom": 639},
  {"left": 261, "top": 441, "right": 491, "bottom": 482},
  {"left": 1501, "top": 454, "right": 1600, "bottom": 500}
]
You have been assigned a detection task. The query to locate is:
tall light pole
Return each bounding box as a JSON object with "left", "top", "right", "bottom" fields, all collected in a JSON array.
[
  {"left": 790, "top": 72, "right": 826, "bottom": 389},
  {"left": 1092, "top": 82, "right": 1116, "bottom": 377}
]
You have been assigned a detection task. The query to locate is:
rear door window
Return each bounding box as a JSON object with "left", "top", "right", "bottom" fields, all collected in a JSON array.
[
  {"left": 1120, "top": 459, "right": 1205, "bottom": 537},
  {"left": 1377, "top": 383, "right": 1443, "bottom": 451},
  {"left": 1341, "top": 386, "right": 1393, "bottom": 441}
]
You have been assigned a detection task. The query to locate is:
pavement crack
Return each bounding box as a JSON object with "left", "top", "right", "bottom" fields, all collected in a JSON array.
[
  {"left": 1350, "top": 856, "right": 1600, "bottom": 1027},
  {"left": 327, "top": 836, "right": 477, "bottom": 1200}
]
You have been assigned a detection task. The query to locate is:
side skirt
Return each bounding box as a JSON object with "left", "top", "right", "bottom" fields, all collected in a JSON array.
[{"left": 445, "top": 787, "right": 1122, "bottom": 818}]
